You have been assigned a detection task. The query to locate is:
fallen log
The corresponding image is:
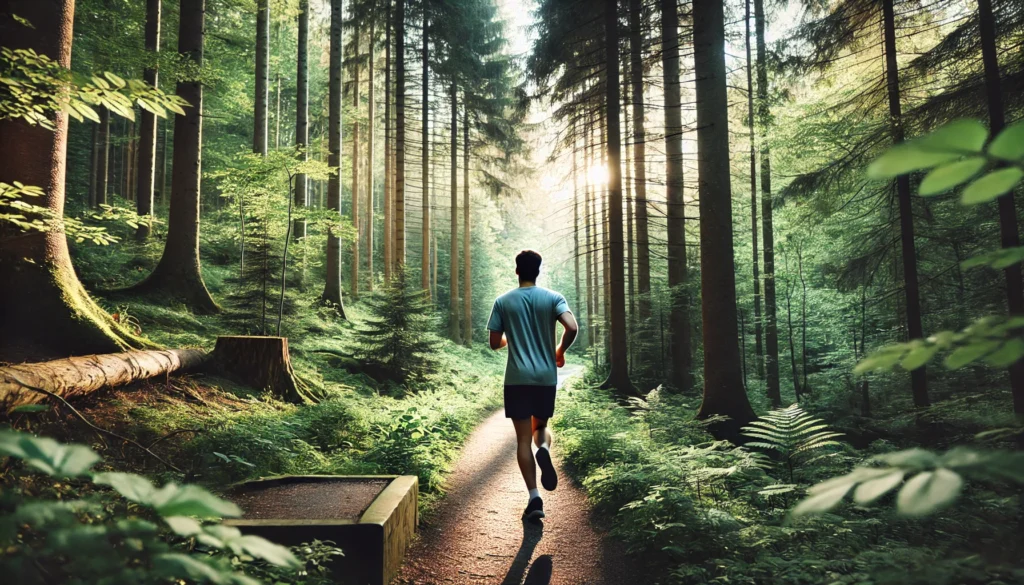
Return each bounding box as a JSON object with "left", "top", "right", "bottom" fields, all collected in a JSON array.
[
  {"left": 1, "top": 349, "right": 208, "bottom": 412},
  {"left": 210, "top": 336, "right": 314, "bottom": 404}
]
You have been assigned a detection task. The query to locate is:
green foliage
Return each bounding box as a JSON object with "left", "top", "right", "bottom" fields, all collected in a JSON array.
[
  {"left": 742, "top": 404, "right": 846, "bottom": 482},
  {"left": 868, "top": 118, "right": 1024, "bottom": 204},
  {"left": 0, "top": 430, "right": 302, "bottom": 585},
  {"left": 793, "top": 447, "right": 1024, "bottom": 518},
  {"left": 0, "top": 47, "right": 187, "bottom": 130},
  {"left": 353, "top": 269, "right": 442, "bottom": 388}
]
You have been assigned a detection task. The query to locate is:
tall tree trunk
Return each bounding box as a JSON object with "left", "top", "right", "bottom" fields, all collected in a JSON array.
[
  {"left": 693, "top": 0, "right": 756, "bottom": 429},
  {"left": 133, "top": 0, "right": 218, "bottom": 313},
  {"left": 136, "top": 0, "right": 161, "bottom": 240},
  {"left": 623, "top": 80, "right": 635, "bottom": 330},
  {"left": 275, "top": 72, "right": 281, "bottom": 149},
  {"left": 882, "top": 0, "right": 928, "bottom": 407},
  {"left": 384, "top": 0, "right": 393, "bottom": 281},
  {"left": 449, "top": 81, "right": 460, "bottom": 342},
  {"left": 573, "top": 111, "right": 582, "bottom": 349},
  {"left": 601, "top": 0, "right": 631, "bottom": 392},
  {"left": 0, "top": 0, "right": 150, "bottom": 361},
  {"left": 661, "top": 0, "right": 691, "bottom": 392},
  {"left": 798, "top": 242, "right": 808, "bottom": 392},
  {"left": 755, "top": 0, "right": 780, "bottom": 407},
  {"left": 367, "top": 22, "right": 375, "bottom": 292},
  {"left": 783, "top": 251, "right": 800, "bottom": 400},
  {"left": 628, "top": 0, "right": 651, "bottom": 323},
  {"left": 322, "top": 0, "right": 347, "bottom": 316},
  {"left": 745, "top": 0, "right": 763, "bottom": 378},
  {"left": 421, "top": 13, "right": 430, "bottom": 296},
  {"left": 352, "top": 32, "right": 361, "bottom": 300},
  {"left": 859, "top": 284, "right": 871, "bottom": 416},
  {"left": 158, "top": 118, "right": 169, "bottom": 205},
  {"left": 254, "top": 0, "right": 270, "bottom": 156},
  {"left": 124, "top": 119, "right": 135, "bottom": 200},
  {"left": 462, "top": 103, "right": 472, "bottom": 345},
  {"left": 395, "top": 0, "right": 406, "bottom": 267},
  {"left": 584, "top": 112, "right": 594, "bottom": 354},
  {"left": 88, "top": 120, "right": 99, "bottom": 208},
  {"left": 978, "top": 0, "right": 1024, "bottom": 415},
  {"left": 293, "top": 0, "right": 309, "bottom": 242},
  {"left": 96, "top": 107, "right": 110, "bottom": 207},
  {"left": 600, "top": 112, "right": 611, "bottom": 364}
]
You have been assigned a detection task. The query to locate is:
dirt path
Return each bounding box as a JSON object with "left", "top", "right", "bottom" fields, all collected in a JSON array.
[{"left": 396, "top": 365, "right": 636, "bottom": 585}]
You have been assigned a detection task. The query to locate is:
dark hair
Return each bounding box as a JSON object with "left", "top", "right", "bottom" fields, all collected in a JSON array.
[{"left": 515, "top": 250, "right": 542, "bottom": 281}]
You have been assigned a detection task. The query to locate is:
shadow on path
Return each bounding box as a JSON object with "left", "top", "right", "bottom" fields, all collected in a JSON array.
[{"left": 500, "top": 521, "right": 545, "bottom": 585}]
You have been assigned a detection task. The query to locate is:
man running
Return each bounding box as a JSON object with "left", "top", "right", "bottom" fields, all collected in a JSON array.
[{"left": 487, "top": 250, "right": 579, "bottom": 522}]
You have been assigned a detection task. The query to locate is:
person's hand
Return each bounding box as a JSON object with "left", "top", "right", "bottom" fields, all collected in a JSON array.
[{"left": 555, "top": 347, "right": 565, "bottom": 368}]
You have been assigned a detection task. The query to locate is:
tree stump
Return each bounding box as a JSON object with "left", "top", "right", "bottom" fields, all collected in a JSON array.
[
  {"left": 211, "top": 336, "right": 312, "bottom": 404},
  {"left": 0, "top": 349, "right": 208, "bottom": 412}
]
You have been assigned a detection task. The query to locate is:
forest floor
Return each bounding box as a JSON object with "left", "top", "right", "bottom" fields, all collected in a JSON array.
[{"left": 395, "top": 364, "right": 639, "bottom": 585}]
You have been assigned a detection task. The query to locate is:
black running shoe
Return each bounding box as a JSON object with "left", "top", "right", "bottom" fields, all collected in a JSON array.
[
  {"left": 523, "top": 496, "right": 545, "bottom": 521},
  {"left": 536, "top": 446, "right": 558, "bottom": 491}
]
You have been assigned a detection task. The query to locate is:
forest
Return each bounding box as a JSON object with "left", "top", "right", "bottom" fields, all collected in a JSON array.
[{"left": 2, "top": 0, "right": 1024, "bottom": 582}]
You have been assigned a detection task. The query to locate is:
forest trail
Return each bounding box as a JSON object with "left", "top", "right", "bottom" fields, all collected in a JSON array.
[{"left": 395, "top": 365, "right": 636, "bottom": 585}]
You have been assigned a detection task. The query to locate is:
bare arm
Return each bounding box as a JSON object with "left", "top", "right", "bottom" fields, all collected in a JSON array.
[
  {"left": 555, "top": 312, "right": 579, "bottom": 367},
  {"left": 489, "top": 330, "right": 507, "bottom": 350}
]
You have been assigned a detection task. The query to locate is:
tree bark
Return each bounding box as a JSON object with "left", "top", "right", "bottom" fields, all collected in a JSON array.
[
  {"left": 628, "top": 0, "right": 651, "bottom": 324},
  {"left": 395, "top": 0, "right": 406, "bottom": 267},
  {"left": 96, "top": 107, "right": 110, "bottom": 207},
  {"left": 254, "top": 0, "right": 270, "bottom": 156},
  {"left": 88, "top": 121, "right": 99, "bottom": 208},
  {"left": 745, "top": 0, "right": 763, "bottom": 378},
  {"left": 693, "top": 0, "right": 756, "bottom": 430},
  {"left": 661, "top": 0, "right": 691, "bottom": 392},
  {"left": 601, "top": 0, "right": 631, "bottom": 392},
  {"left": 462, "top": 103, "right": 472, "bottom": 345},
  {"left": 294, "top": 0, "right": 309, "bottom": 241},
  {"left": 132, "top": 0, "right": 218, "bottom": 313},
  {"left": 421, "top": 13, "right": 430, "bottom": 296},
  {"left": 573, "top": 111, "right": 581, "bottom": 350},
  {"left": 978, "top": 0, "right": 1024, "bottom": 415},
  {"left": 212, "top": 336, "right": 312, "bottom": 403},
  {"left": 352, "top": 32, "right": 361, "bottom": 300},
  {"left": 755, "top": 0, "right": 781, "bottom": 408},
  {"left": 623, "top": 70, "right": 635, "bottom": 329},
  {"left": 384, "top": 0, "right": 394, "bottom": 281},
  {"left": 0, "top": 349, "right": 208, "bottom": 412},
  {"left": 136, "top": 0, "right": 161, "bottom": 241},
  {"left": 449, "top": 81, "right": 460, "bottom": 342},
  {"left": 322, "top": 0, "right": 347, "bottom": 315},
  {"left": 0, "top": 0, "right": 150, "bottom": 362},
  {"left": 584, "top": 112, "right": 594, "bottom": 353},
  {"left": 882, "top": 0, "right": 928, "bottom": 407},
  {"left": 367, "top": 23, "right": 375, "bottom": 292}
]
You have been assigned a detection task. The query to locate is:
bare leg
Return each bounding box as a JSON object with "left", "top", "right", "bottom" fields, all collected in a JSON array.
[
  {"left": 532, "top": 416, "right": 552, "bottom": 450},
  {"left": 512, "top": 418, "right": 537, "bottom": 490}
]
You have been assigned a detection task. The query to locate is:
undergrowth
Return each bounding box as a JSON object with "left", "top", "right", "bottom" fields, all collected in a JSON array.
[{"left": 553, "top": 381, "right": 1024, "bottom": 585}]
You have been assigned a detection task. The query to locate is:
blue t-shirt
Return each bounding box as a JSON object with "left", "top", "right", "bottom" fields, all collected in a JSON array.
[{"left": 487, "top": 286, "right": 571, "bottom": 386}]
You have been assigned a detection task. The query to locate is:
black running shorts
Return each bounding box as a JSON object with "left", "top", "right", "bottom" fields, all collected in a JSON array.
[{"left": 504, "top": 385, "right": 557, "bottom": 420}]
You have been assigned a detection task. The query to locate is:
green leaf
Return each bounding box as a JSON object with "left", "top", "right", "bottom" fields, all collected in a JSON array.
[
  {"left": 917, "top": 119, "right": 989, "bottom": 153},
  {"left": 962, "top": 247, "right": 1024, "bottom": 270},
  {"left": 164, "top": 515, "right": 203, "bottom": 537},
  {"left": 93, "top": 472, "right": 156, "bottom": 503},
  {"left": 102, "top": 71, "right": 127, "bottom": 89},
  {"left": 867, "top": 146, "right": 960, "bottom": 179},
  {"left": 852, "top": 470, "right": 905, "bottom": 504},
  {"left": 152, "top": 553, "right": 230, "bottom": 584},
  {"left": 234, "top": 534, "right": 302, "bottom": 568},
  {"left": 961, "top": 168, "right": 1024, "bottom": 205},
  {"left": 918, "top": 157, "right": 987, "bottom": 195},
  {"left": 944, "top": 339, "right": 1001, "bottom": 369},
  {"left": 988, "top": 119, "right": 1024, "bottom": 161},
  {"left": 896, "top": 468, "right": 963, "bottom": 517},
  {"left": 983, "top": 338, "right": 1024, "bottom": 368},
  {"left": 791, "top": 481, "right": 853, "bottom": 516},
  {"left": 0, "top": 431, "right": 100, "bottom": 477},
  {"left": 150, "top": 484, "right": 242, "bottom": 518},
  {"left": 874, "top": 448, "right": 939, "bottom": 468},
  {"left": 900, "top": 340, "right": 938, "bottom": 371},
  {"left": 854, "top": 345, "right": 907, "bottom": 374}
]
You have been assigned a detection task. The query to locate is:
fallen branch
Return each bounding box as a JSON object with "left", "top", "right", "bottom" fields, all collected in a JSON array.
[{"left": 22, "top": 383, "right": 183, "bottom": 474}]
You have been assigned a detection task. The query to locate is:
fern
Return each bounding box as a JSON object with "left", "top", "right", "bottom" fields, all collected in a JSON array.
[{"left": 741, "top": 404, "right": 845, "bottom": 482}]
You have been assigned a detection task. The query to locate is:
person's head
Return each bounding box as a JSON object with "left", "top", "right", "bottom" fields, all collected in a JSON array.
[{"left": 515, "top": 250, "right": 542, "bottom": 283}]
